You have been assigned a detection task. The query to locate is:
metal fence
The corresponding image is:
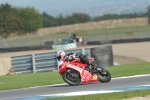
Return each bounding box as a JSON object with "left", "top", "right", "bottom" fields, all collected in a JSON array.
[
  {"left": 11, "top": 48, "right": 91, "bottom": 74},
  {"left": 1, "top": 25, "right": 150, "bottom": 48}
]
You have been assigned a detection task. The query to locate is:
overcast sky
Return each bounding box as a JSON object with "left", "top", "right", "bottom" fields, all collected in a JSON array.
[
  {"left": 0, "top": 0, "right": 150, "bottom": 16},
  {"left": 0, "top": 0, "right": 107, "bottom": 15}
]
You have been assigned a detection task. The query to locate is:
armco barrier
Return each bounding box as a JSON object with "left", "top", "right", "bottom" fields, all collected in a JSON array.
[
  {"left": 52, "top": 43, "right": 77, "bottom": 50},
  {"left": 11, "top": 48, "right": 91, "bottom": 74},
  {"left": 10, "top": 46, "right": 113, "bottom": 74}
]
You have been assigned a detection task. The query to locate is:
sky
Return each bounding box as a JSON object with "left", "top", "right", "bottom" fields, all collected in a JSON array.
[
  {"left": 0, "top": 0, "right": 89, "bottom": 16},
  {"left": 0, "top": 0, "right": 108, "bottom": 16},
  {"left": 0, "top": 0, "right": 150, "bottom": 16}
]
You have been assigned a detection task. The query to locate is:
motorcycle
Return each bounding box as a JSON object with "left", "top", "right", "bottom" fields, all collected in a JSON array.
[{"left": 58, "top": 53, "right": 111, "bottom": 86}]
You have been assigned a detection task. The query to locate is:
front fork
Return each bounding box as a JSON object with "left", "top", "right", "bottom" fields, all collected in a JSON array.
[{"left": 97, "top": 67, "right": 107, "bottom": 75}]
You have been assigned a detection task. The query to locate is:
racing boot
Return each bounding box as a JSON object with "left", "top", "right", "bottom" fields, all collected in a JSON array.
[{"left": 88, "top": 60, "right": 98, "bottom": 73}]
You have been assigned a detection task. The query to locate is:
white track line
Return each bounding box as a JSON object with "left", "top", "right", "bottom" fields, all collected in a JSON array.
[
  {"left": 41, "top": 84, "right": 150, "bottom": 97},
  {"left": 112, "top": 74, "right": 150, "bottom": 80},
  {"left": 2, "top": 74, "right": 150, "bottom": 92}
]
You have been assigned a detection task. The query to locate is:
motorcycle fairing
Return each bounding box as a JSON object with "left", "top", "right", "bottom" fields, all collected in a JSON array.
[
  {"left": 67, "top": 64, "right": 99, "bottom": 83},
  {"left": 81, "top": 70, "right": 99, "bottom": 83},
  {"left": 59, "top": 62, "right": 69, "bottom": 74},
  {"left": 67, "top": 64, "right": 83, "bottom": 73}
]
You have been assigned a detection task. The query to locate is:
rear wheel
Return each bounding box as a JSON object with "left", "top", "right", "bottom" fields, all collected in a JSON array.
[
  {"left": 97, "top": 67, "right": 111, "bottom": 83},
  {"left": 62, "top": 69, "right": 81, "bottom": 86}
]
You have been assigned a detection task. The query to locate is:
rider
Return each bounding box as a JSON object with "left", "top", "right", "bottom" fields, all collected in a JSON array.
[
  {"left": 56, "top": 50, "right": 66, "bottom": 66},
  {"left": 57, "top": 50, "right": 78, "bottom": 66},
  {"left": 56, "top": 50, "right": 96, "bottom": 72}
]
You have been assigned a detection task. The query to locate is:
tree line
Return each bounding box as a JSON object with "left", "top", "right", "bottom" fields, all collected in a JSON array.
[
  {"left": 0, "top": 3, "right": 149, "bottom": 38},
  {"left": 0, "top": 3, "right": 42, "bottom": 38},
  {"left": 42, "top": 12, "right": 148, "bottom": 27}
]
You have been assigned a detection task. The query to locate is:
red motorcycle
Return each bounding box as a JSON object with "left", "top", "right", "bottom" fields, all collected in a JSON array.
[{"left": 58, "top": 53, "right": 111, "bottom": 86}]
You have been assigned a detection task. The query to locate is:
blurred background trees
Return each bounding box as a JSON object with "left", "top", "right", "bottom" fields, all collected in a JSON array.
[
  {"left": 0, "top": 3, "right": 42, "bottom": 38},
  {"left": 0, "top": 3, "right": 149, "bottom": 38},
  {"left": 147, "top": 5, "right": 150, "bottom": 24}
]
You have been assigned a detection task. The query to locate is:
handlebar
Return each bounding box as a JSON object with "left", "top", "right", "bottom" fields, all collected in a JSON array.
[{"left": 64, "top": 53, "right": 78, "bottom": 62}]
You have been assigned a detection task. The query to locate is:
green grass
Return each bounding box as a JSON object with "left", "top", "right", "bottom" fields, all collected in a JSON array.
[
  {"left": 0, "top": 72, "right": 64, "bottom": 90},
  {"left": 43, "top": 89, "right": 150, "bottom": 100},
  {"left": 0, "top": 63, "right": 150, "bottom": 90},
  {"left": 108, "top": 63, "right": 150, "bottom": 77}
]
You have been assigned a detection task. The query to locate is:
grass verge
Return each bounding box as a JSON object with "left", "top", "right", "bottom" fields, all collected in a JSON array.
[
  {"left": 43, "top": 89, "right": 150, "bottom": 100},
  {"left": 0, "top": 63, "right": 150, "bottom": 90}
]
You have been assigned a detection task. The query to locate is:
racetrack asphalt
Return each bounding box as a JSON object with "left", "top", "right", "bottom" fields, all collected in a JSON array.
[{"left": 0, "top": 74, "right": 150, "bottom": 100}]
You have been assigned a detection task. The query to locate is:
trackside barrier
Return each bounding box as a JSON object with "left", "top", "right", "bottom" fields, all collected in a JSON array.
[
  {"left": 87, "top": 37, "right": 150, "bottom": 45},
  {"left": 11, "top": 48, "right": 91, "bottom": 74},
  {"left": 52, "top": 43, "right": 77, "bottom": 50},
  {"left": 11, "top": 45, "right": 113, "bottom": 74}
]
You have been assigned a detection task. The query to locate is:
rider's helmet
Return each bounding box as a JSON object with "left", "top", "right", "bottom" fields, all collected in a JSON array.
[{"left": 57, "top": 50, "right": 65, "bottom": 61}]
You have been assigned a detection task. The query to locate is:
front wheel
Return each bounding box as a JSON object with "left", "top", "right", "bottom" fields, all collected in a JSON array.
[
  {"left": 97, "top": 67, "right": 111, "bottom": 83},
  {"left": 62, "top": 69, "right": 81, "bottom": 86}
]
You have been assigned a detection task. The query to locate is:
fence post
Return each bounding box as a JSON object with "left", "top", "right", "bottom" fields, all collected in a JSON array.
[
  {"left": 82, "top": 48, "right": 85, "bottom": 54},
  {"left": 88, "top": 31, "right": 90, "bottom": 41},
  {"left": 32, "top": 54, "right": 36, "bottom": 73}
]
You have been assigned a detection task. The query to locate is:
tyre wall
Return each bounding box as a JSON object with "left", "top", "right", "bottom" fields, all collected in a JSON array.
[
  {"left": 90, "top": 45, "right": 113, "bottom": 67},
  {"left": 87, "top": 37, "right": 150, "bottom": 45}
]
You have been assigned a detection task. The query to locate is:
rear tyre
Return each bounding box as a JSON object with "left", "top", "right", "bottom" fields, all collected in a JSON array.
[
  {"left": 97, "top": 67, "right": 111, "bottom": 83},
  {"left": 62, "top": 69, "right": 81, "bottom": 86}
]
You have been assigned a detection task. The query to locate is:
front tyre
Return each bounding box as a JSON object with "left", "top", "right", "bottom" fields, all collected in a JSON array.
[
  {"left": 97, "top": 68, "right": 111, "bottom": 83},
  {"left": 62, "top": 69, "right": 81, "bottom": 86}
]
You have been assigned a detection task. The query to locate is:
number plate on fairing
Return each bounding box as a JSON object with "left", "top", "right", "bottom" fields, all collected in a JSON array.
[{"left": 92, "top": 75, "right": 97, "bottom": 80}]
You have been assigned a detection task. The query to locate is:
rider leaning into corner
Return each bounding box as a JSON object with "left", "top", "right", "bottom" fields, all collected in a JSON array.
[{"left": 56, "top": 50, "right": 97, "bottom": 73}]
